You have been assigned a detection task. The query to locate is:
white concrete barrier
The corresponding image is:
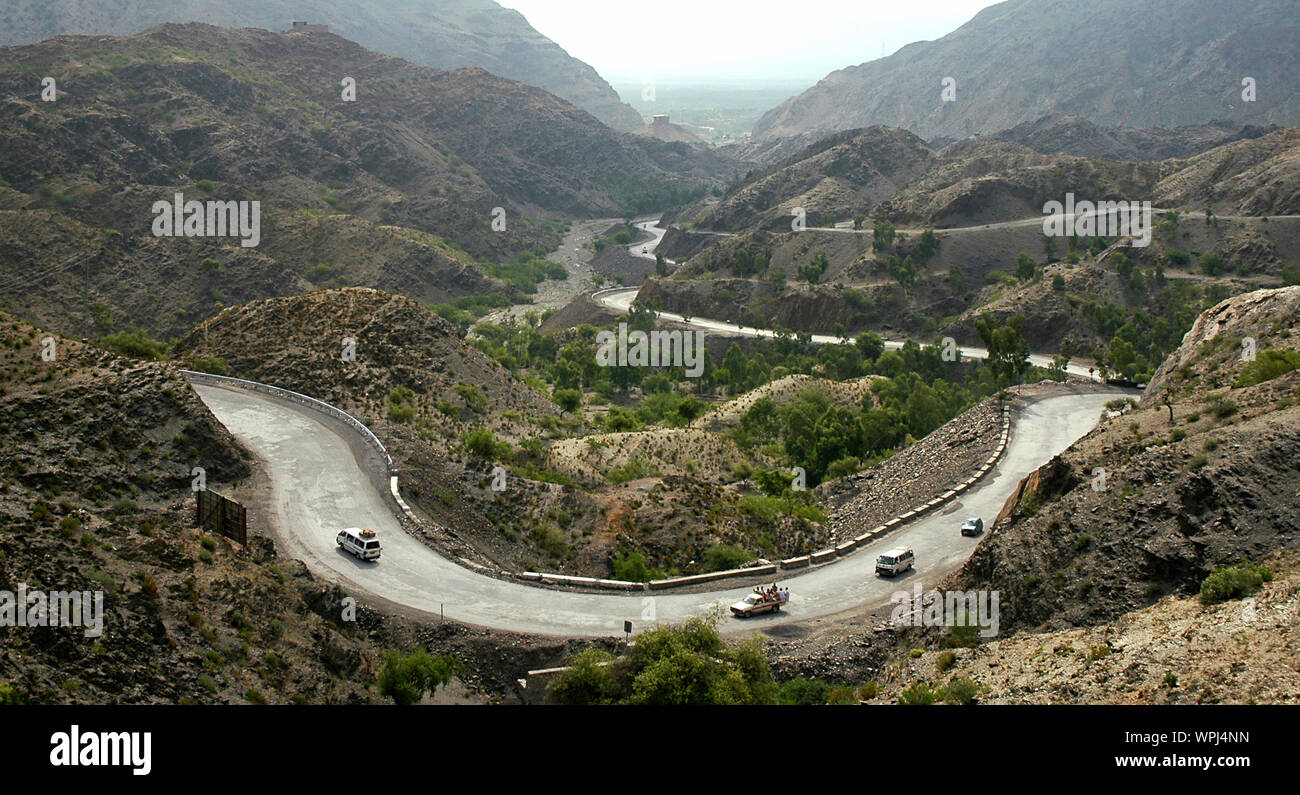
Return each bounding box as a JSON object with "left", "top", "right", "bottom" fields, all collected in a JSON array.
[
  {"left": 529, "top": 572, "right": 644, "bottom": 590},
  {"left": 810, "top": 548, "right": 837, "bottom": 564},
  {"left": 647, "top": 563, "right": 778, "bottom": 590}
]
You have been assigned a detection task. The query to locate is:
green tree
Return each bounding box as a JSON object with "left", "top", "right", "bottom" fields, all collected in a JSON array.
[
  {"left": 99, "top": 331, "right": 168, "bottom": 361},
  {"left": 973, "top": 313, "right": 1031, "bottom": 387},
  {"left": 798, "top": 252, "right": 829, "bottom": 285},
  {"left": 598, "top": 614, "right": 778, "bottom": 705},
  {"left": 916, "top": 228, "right": 939, "bottom": 265},
  {"left": 948, "top": 265, "right": 965, "bottom": 292},
  {"left": 897, "top": 680, "right": 939, "bottom": 705},
  {"left": 1234, "top": 348, "right": 1300, "bottom": 387},
  {"left": 905, "top": 381, "right": 945, "bottom": 437},
  {"left": 872, "top": 220, "right": 896, "bottom": 253},
  {"left": 855, "top": 331, "right": 886, "bottom": 362},
  {"left": 550, "top": 648, "right": 619, "bottom": 705},
  {"left": 1107, "top": 336, "right": 1137, "bottom": 378},
  {"left": 462, "top": 426, "right": 507, "bottom": 459},
  {"left": 387, "top": 386, "right": 417, "bottom": 424},
  {"left": 0, "top": 681, "right": 22, "bottom": 705},
  {"left": 552, "top": 388, "right": 582, "bottom": 413},
  {"left": 749, "top": 464, "right": 796, "bottom": 496},
  {"left": 376, "top": 649, "right": 462, "bottom": 705},
  {"left": 612, "top": 549, "right": 663, "bottom": 582},
  {"left": 721, "top": 342, "right": 749, "bottom": 393},
  {"left": 1199, "top": 563, "right": 1272, "bottom": 605},
  {"left": 1015, "top": 252, "right": 1036, "bottom": 282},
  {"left": 818, "top": 343, "right": 863, "bottom": 380},
  {"left": 887, "top": 255, "right": 918, "bottom": 290}
]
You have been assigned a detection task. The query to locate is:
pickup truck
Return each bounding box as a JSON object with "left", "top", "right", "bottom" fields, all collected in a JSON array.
[{"left": 730, "top": 586, "right": 788, "bottom": 617}]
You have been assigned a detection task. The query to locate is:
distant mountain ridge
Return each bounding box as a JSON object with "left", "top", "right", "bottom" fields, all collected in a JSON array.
[
  {"left": 754, "top": 0, "right": 1300, "bottom": 146},
  {"left": 0, "top": 23, "right": 727, "bottom": 339},
  {"left": 692, "top": 123, "right": 1300, "bottom": 237},
  {"left": 0, "top": 0, "right": 645, "bottom": 131},
  {"left": 979, "top": 114, "right": 1279, "bottom": 162}
]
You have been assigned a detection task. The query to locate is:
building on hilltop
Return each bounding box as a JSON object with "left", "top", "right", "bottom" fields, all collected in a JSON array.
[
  {"left": 635, "top": 114, "right": 704, "bottom": 145},
  {"left": 286, "top": 21, "right": 330, "bottom": 33}
]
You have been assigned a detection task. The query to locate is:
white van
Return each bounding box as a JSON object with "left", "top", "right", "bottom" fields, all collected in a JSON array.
[
  {"left": 875, "top": 547, "right": 914, "bottom": 577},
  {"left": 337, "top": 527, "right": 381, "bottom": 561}
]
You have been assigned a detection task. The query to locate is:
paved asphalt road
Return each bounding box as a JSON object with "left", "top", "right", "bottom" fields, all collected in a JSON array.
[
  {"left": 194, "top": 382, "right": 1117, "bottom": 637},
  {"left": 607, "top": 217, "right": 1102, "bottom": 380},
  {"left": 593, "top": 284, "right": 1099, "bottom": 380}
]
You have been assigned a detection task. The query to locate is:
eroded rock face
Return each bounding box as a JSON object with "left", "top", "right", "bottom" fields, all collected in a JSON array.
[
  {"left": 0, "top": 313, "right": 378, "bottom": 705},
  {"left": 1146, "top": 286, "right": 1300, "bottom": 401},
  {"left": 954, "top": 287, "right": 1300, "bottom": 634}
]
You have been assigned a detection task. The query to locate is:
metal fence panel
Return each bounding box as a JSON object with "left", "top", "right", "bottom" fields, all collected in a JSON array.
[{"left": 197, "top": 489, "right": 247, "bottom": 545}]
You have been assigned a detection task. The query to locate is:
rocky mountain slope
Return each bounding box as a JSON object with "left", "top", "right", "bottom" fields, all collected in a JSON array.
[
  {"left": 753, "top": 0, "right": 1299, "bottom": 147},
  {"left": 813, "top": 289, "right": 1300, "bottom": 704},
  {"left": 1153, "top": 126, "right": 1300, "bottom": 217},
  {"left": 702, "top": 123, "right": 1300, "bottom": 238},
  {"left": 0, "top": 0, "right": 644, "bottom": 131},
  {"left": 174, "top": 287, "right": 599, "bottom": 575},
  {"left": 0, "top": 311, "right": 380, "bottom": 703},
  {"left": 984, "top": 113, "right": 1279, "bottom": 162},
  {"left": 852, "top": 546, "right": 1300, "bottom": 704},
  {"left": 712, "top": 122, "right": 1300, "bottom": 236},
  {"left": 176, "top": 287, "right": 560, "bottom": 439},
  {"left": 0, "top": 23, "right": 724, "bottom": 339},
  {"left": 0, "top": 311, "right": 616, "bottom": 704},
  {"left": 696, "top": 127, "right": 938, "bottom": 232},
  {"left": 873, "top": 140, "right": 1161, "bottom": 229},
  {"left": 955, "top": 286, "right": 1300, "bottom": 634}
]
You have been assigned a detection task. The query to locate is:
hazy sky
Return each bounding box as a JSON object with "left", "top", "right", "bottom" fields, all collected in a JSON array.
[{"left": 497, "top": 0, "right": 1003, "bottom": 82}]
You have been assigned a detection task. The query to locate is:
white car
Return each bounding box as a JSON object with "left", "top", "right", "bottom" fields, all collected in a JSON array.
[{"left": 337, "top": 527, "right": 381, "bottom": 561}]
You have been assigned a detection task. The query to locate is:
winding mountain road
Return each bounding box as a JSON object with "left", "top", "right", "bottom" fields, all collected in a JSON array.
[
  {"left": 185, "top": 214, "right": 1130, "bottom": 637},
  {"left": 609, "top": 218, "right": 1100, "bottom": 379},
  {"left": 194, "top": 380, "right": 1116, "bottom": 637}
]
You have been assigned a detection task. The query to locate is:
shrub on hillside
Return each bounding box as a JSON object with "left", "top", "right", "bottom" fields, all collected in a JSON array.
[
  {"left": 701, "top": 543, "right": 751, "bottom": 572},
  {"left": 1199, "top": 563, "right": 1273, "bottom": 605},
  {"left": 376, "top": 649, "right": 462, "bottom": 705},
  {"left": 99, "top": 331, "right": 168, "bottom": 360},
  {"left": 778, "top": 677, "right": 830, "bottom": 705},
  {"left": 1234, "top": 348, "right": 1300, "bottom": 387}
]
